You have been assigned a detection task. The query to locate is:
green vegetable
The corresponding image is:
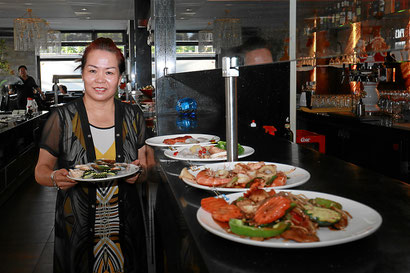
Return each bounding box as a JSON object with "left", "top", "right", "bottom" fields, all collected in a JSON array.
[
  {"left": 229, "top": 219, "right": 289, "bottom": 238},
  {"left": 93, "top": 173, "right": 107, "bottom": 179},
  {"left": 215, "top": 141, "right": 245, "bottom": 155},
  {"left": 304, "top": 206, "right": 341, "bottom": 226},
  {"left": 83, "top": 172, "right": 96, "bottom": 179},
  {"left": 311, "top": 197, "right": 342, "bottom": 209},
  {"left": 265, "top": 175, "right": 278, "bottom": 186},
  {"left": 94, "top": 165, "right": 110, "bottom": 171},
  {"left": 244, "top": 177, "right": 262, "bottom": 188}
]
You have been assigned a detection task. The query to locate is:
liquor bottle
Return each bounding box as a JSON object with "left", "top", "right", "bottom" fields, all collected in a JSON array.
[
  {"left": 331, "top": 3, "right": 337, "bottom": 27},
  {"left": 352, "top": 0, "right": 357, "bottom": 22},
  {"left": 394, "top": 0, "right": 405, "bottom": 12},
  {"left": 346, "top": 0, "right": 353, "bottom": 24},
  {"left": 283, "top": 117, "right": 294, "bottom": 142},
  {"left": 340, "top": 1, "right": 346, "bottom": 25},
  {"left": 356, "top": 0, "right": 362, "bottom": 21},
  {"left": 373, "top": 0, "right": 385, "bottom": 19},
  {"left": 335, "top": 2, "right": 341, "bottom": 25},
  {"left": 356, "top": 98, "right": 365, "bottom": 117}
]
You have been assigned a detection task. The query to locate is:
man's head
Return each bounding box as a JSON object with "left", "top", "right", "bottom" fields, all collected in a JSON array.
[
  {"left": 241, "top": 37, "right": 273, "bottom": 66},
  {"left": 18, "top": 65, "right": 28, "bottom": 78},
  {"left": 60, "top": 85, "right": 67, "bottom": 94}
]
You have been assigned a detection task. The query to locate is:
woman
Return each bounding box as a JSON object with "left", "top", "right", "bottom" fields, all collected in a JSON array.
[{"left": 35, "top": 38, "right": 148, "bottom": 273}]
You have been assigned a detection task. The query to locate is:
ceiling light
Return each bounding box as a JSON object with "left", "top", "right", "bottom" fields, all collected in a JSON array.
[
  {"left": 75, "top": 11, "right": 91, "bottom": 15},
  {"left": 186, "top": 8, "right": 192, "bottom": 12},
  {"left": 180, "top": 12, "right": 196, "bottom": 16},
  {"left": 14, "top": 9, "right": 48, "bottom": 52},
  {"left": 81, "top": 8, "right": 87, "bottom": 11}
]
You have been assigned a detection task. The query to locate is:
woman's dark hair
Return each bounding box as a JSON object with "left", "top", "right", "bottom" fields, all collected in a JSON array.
[{"left": 76, "top": 37, "right": 125, "bottom": 74}]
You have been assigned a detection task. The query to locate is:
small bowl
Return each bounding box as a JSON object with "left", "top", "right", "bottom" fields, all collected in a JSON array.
[{"left": 140, "top": 88, "right": 154, "bottom": 98}]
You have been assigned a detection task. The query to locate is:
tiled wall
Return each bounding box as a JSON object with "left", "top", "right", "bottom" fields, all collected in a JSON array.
[{"left": 1, "top": 37, "right": 38, "bottom": 82}]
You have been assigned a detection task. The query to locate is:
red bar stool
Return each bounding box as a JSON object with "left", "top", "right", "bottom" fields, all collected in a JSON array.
[{"left": 296, "top": 130, "right": 326, "bottom": 154}]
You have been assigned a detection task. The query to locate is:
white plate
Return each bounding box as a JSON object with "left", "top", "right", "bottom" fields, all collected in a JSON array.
[
  {"left": 197, "top": 190, "right": 382, "bottom": 248},
  {"left": 180, "top": 161, "right": 310, "bottom": 192},
  {"left": 67, "top": 164, "right": 140, "bottom": 182},
  {"left": 145, "top": 134, "right": 220, "bottom": 147},
  {"left": 164, "top": 145, "right": 255, "bottom": 162}
]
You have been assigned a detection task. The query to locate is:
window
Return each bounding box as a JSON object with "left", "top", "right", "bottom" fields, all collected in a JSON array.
[
  {"left": 40, "top": 60, "right": 83, "bottom": 92},
  {"left": 175, "top": 31, "right": 216, "bottom": 72},
  {"left": 61, "top": 32, "right": 93, "bottom": 43},
  {"left": 96, "top": 32, "right": 124, "bottom": 43},
  {"left": 39, "top": 31, "right": 126, "bottom": 90}
]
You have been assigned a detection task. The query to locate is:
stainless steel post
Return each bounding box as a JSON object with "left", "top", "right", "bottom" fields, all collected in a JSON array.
[
  {"left": 53, "top": 81, "right": 59, "bottom": 106},
  {"left": 222, "top": 57, "right": 239, "bottom": 162}
]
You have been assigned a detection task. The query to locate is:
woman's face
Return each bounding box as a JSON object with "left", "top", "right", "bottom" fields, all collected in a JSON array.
[{"left": 82, "top": 49, "right": 121, "bottom": 102}]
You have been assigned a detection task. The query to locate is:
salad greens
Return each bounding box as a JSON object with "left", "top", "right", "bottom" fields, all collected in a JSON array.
[{"left": 215, "top": 141, "right": 245, "bottom": 155}]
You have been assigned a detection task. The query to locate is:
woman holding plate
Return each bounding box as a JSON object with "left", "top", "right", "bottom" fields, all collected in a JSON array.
[{"left": 34, "top": 37, "right": 148, "bottom": 273}]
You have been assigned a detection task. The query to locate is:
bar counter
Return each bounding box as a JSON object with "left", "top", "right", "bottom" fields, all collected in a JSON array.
[
  {"left": 297, "top": 110, "right": 410, "bottom": 183},
  {"left": 0, "top": 111, "right": 49, "bottom": 205},
  {"left": 151, "top": 113, "right": 410, "bottom": 273}
]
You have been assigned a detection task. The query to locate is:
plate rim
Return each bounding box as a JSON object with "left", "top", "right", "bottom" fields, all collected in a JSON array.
[
  {"left": 180, "top": 161, "right": 311, "bottom": 192},
  {"left": 197, "top": 190, "right": 383, "bottom": 248},
  {"left": 145, "top": 133, "right": 220, "bottom": 147},
  {"left": 164, "top": 145, "right": 255, "bottom": 162},
  {"left": 67, "top": 163, "right": 140, "bottom": 182}
]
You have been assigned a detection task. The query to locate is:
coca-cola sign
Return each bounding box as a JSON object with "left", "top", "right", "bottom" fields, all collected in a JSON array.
[{"left": 300, "top": 137, "right": 311, "bottom": 142}]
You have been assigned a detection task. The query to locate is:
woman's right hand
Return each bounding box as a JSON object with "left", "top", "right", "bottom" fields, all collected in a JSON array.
[{"left": 52, "top": 169, "right": 77, "bottom": 190}]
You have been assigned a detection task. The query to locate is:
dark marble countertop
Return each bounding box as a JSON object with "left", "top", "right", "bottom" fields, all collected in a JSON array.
[
  {"left": 0, "top": 111, "right": 48, "bottom": 134},
  {"left": 152, "top": 114, "right": 410, "bottom": 273}
]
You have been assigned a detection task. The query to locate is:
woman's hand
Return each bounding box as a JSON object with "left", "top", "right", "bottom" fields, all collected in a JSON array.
[
  {"left": 124, "top": 159, "right": 144, "bottom": 184},
  {"left": 52, "top": 169, "right": 77, "bottom": 190}
]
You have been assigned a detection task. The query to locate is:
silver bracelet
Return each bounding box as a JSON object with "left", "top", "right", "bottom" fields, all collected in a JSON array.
[{"left": 50, "top": 170, "right": 60, "bottom": 190}]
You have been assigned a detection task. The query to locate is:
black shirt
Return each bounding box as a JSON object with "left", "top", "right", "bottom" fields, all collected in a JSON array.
[
  {"left": 16, "top": 76, "right": 38, "bottom": 100},
  {"left": 14, "top": 76, "right": 38, "bottom": 109}
]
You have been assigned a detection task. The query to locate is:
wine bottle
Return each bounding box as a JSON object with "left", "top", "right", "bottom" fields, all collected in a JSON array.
[{"left": 283, "top": 117, "right": 294, "bottom": 142}]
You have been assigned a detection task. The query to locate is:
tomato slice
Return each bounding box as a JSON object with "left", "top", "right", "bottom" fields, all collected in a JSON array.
[
  {"left": 229, "top": 219, "right": 289, "bottom": 238},
  {"left": 201, "top": 197, "right": 228, "bottom": 213},
  {"left": 212, "top": 204, "right": 242, "bottom": 222},
  {"left": 254, "top": 196, "right": 291, "bottom": 225}
]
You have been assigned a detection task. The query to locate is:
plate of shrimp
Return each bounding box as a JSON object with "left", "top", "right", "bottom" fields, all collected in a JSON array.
[
  {"left": 164, "top": 144, "right": 255, "bottom": 162},
  {"left": 145, "top": 134, "right": 220, "bottom": 147},
  {"left": 178, "top": 161, "right": 310, "bottom": 192}
]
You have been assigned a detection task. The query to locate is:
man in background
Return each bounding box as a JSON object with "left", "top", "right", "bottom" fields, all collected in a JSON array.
[
  {"left": 241, "top": 37, "right": 273, "bottom": 66},
  {"left": 59, "top": 85, "right": 68, "bottom": 94},
  {"left": 11, "top": 65, "right": 45, "bottom": 109}
]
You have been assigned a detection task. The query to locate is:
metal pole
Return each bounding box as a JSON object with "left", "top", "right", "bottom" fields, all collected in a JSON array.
[
  {"left": 222, "top": 57, "right": 239, "bottom": 162},
  {"left": 289, "top": 0, "right": 297, "bottom": 142},
  {"left": 53, "top": 81, "right": 59, "bottom": 106}
]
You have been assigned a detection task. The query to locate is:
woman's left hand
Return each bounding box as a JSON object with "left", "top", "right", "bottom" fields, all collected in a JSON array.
[{"left": 124, "top": 159, "right": 144, "bottom": 184}]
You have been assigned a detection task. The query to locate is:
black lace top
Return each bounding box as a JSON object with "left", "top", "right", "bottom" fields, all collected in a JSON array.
[{"left": 39, "top": 98, "right": 147, "bottom": 273}]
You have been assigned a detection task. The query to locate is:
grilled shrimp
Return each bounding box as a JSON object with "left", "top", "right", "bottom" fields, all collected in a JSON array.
[{"left": 196, "top": 169, "right": 232, "bottom": 187}]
